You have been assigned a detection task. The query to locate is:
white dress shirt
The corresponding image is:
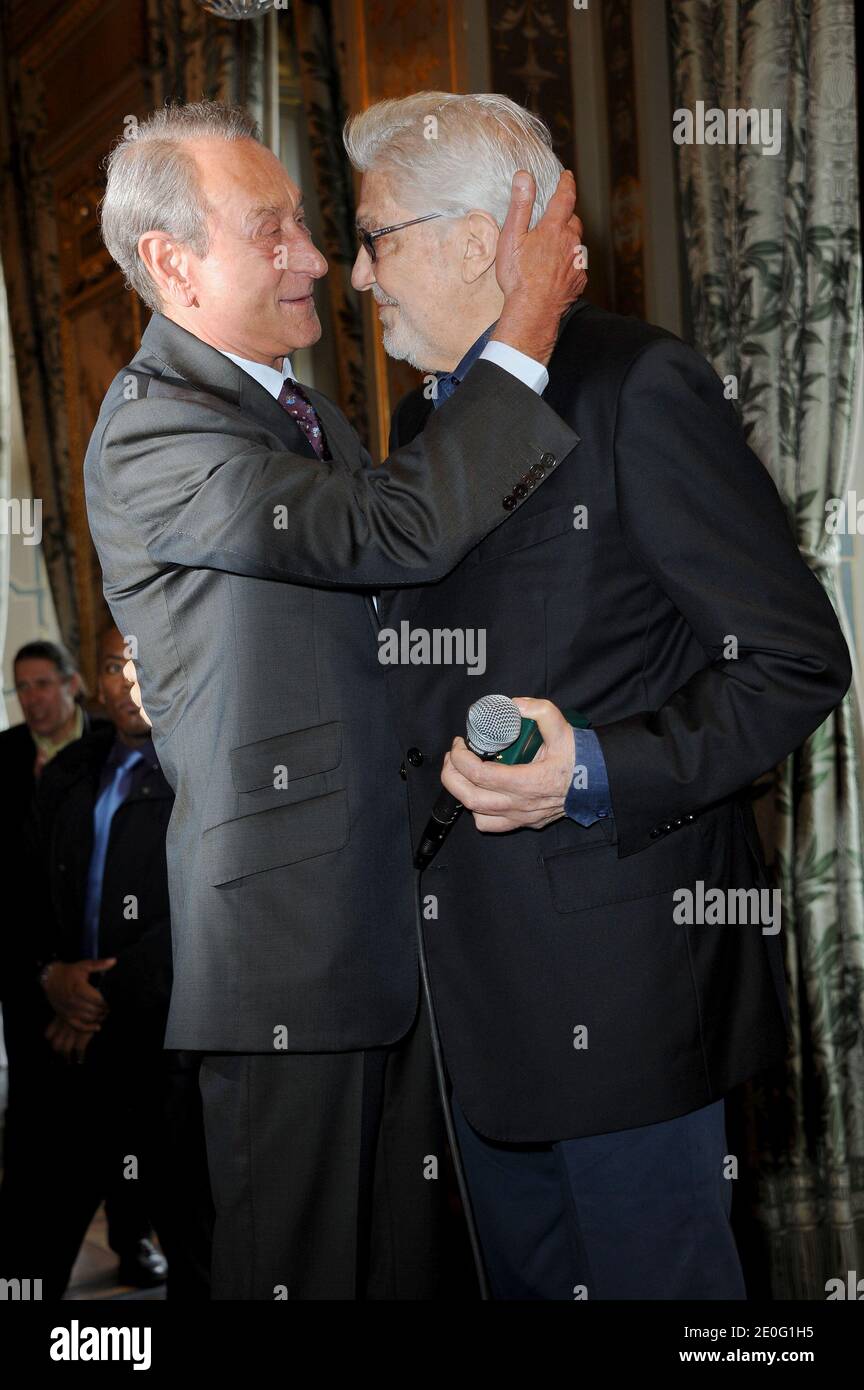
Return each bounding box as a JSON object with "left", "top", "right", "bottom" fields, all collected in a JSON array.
[{"left": 219, "top": 350, "right": 295, "bottom": 399}]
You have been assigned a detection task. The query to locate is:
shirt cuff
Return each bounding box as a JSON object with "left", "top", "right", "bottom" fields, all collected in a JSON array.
[
  {"left": 479, "top": 341, "right": 549, "bottom": 395},
  {"left": 564, "top": 727, "right": 612, "bottom": 827}
]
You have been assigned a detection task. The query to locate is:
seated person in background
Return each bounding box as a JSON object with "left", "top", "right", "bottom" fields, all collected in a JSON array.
[{"left": 28, "top": 624, "right": 213, "bottom": 1299}]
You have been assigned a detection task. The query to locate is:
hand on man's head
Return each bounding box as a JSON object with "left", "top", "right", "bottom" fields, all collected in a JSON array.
[{"left": 492, "top": 171, "right": 588, "bottom": 365}]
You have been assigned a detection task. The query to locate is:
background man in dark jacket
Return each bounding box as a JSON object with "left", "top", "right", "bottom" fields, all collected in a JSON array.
[
  {"left": 22, "top": 625, "right": 212, "bottom": 1298},
  {"left": 0, "top": 641, "right": 99, "bottom": 1280},
  {"left": 345, "top": 91, "right": 852, "bottom": 1300}
]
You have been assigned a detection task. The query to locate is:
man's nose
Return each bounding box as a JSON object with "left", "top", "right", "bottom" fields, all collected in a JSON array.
[
  {"left": 351, "top": 244, "right": 375, "bottom": 292},
  {"left": 303, "top": 241, "right": 328, "bottom": 279},
  {"left": 282, "top": 238, "right": 328, "bottom": 279}
]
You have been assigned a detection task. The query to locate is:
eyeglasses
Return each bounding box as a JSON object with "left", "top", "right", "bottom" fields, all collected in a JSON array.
[{"left": 356, "top": 212, "right": 442, "bottom": 263}]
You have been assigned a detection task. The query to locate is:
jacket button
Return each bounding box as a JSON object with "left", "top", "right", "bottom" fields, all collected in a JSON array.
[
  {"left": 530, "top": 464, "right": 546, "bottom": 481},
  {"left": 660, "top": 823, "right": 672, "bottom": 834},
  {"left": 406, "top": 748, "right": 424, "bottom": 768},
  {"left": 672, "top": 817, "right": 683, "bottom": 828},
  {"left": 513, "top": 483, "right": 528, "bottom": 500},
  {"left": 649, "top": 829, "right": 661, "bottom": 840},
  {"left": 540, "top": 452, "right": 556, "bottom": 467},
  {"left": 684, "top": 813, "right": 695, "bottom": 823},
  {"left": 521, "top": 473, "right": 535, "bottom": 488},
  {"left": 502, "top": 494, "right": 517, "bottom": 510},
  {"left": 399, "top": 761, "right": 407, "bottom": 780}
]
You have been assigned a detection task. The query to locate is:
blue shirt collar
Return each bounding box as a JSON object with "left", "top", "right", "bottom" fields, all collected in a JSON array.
[
  {"left": 433, "top": 323, "right": 496, "bottom": 408},
  {"left": 106, "top": 734, "right": 158, "bottom": 772}
]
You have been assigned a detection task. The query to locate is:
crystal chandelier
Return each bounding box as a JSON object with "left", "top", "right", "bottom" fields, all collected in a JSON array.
[{"left": 198, "top": 0, "right": 277, "bottom": 19}]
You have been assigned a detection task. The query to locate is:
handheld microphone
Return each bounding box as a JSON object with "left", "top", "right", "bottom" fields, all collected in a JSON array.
[{"left": 413, "top": 694, "right": 523, "bottom": 870}]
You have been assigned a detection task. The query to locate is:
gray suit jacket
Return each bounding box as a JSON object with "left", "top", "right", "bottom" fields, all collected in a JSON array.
[{"left": 83, "top": 312, "right": 578, "bottom": 1051}]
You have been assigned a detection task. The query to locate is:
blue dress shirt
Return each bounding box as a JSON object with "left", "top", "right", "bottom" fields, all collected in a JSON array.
[{"left": 82, "top": 737, "right": 158, "bottom": 958}]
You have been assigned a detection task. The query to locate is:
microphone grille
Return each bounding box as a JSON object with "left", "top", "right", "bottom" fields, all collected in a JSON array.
[{"left": 466, "top": 694, "right": 523, "bottom": 754}]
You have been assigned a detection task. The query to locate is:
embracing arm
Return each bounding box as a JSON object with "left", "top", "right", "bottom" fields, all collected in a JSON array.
[
  {"left": 94, "top": 359, "right": 578, "bottom": 590},
  {"left": 90, "top": 169, "right": 588, "bottom": 590}
]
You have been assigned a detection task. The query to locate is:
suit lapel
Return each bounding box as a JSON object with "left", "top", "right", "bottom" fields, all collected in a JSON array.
[
  {"left": 137, "top": 313, "right": 319, "bottom": 459},
  {"left": 303, "top": 385, "right": 366, "bottom": 474},
  {"left": 136, "top": 317, "right": 379, "bottom": 634},
  {"left": 236, "top": 373, "right": 319, "bottom": 458},
  {"left": 378, "top": 302, "right": 591, "bottom": 627},
  {"left": 376, "top": 391, "right": 434, "bottom": 629}
]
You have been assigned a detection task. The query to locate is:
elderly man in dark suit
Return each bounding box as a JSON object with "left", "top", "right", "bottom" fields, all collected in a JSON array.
[
  {"left": 344, "top": 91, "right": 852, "bottom": 1300},
  {"left": 83, "top": 99, "right": 586, "bottom": 1299}
]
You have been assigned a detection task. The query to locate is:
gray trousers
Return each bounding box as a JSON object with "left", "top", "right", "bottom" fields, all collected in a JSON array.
[{"left": 198, "top": 993, "right": 459, "bottom": 1299}]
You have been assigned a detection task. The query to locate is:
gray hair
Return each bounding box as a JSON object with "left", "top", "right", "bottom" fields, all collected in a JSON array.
[
  {"left": 100, "top": 100, "right": 261, "bottom": 313},
  {"left": 343, "top": 92, "right": 563, "bottom": 230}
]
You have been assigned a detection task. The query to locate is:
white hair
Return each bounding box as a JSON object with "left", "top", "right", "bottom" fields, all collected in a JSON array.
[
  {"left": 100, "top": 100, "right": 261, "bottom": 313},
  {"left": 343, "top": 92, "right": 563, "bottom": 230}
]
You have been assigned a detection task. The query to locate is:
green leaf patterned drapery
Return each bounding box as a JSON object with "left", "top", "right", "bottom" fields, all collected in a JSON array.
[{"left": 668, "top": 0, "right": 864, "bottom": 1299}]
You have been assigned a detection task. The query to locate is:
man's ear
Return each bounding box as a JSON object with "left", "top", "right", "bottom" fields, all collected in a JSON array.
[
  {"left": 461, "top": 211, "right": 499, "bottom": 284},
  {"left": 137, "top": 231, "right": 198, "bottom": 308}
]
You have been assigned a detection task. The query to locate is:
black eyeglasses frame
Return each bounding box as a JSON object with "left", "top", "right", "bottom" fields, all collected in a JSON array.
[{"left": 356, "top": 212, "right": 443, "bottom": 262}]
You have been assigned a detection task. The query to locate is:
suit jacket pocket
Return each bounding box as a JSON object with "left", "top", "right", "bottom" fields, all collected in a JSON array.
[
  {"left": 230, "top": 721, "right": 342, "bottom": 792},
  {"left": 475, "top": 502, "right": 576, "bottom": 564},
  {"left": 542, "top": 817, "right": 704, "bottom": 914},
  {"left": 205, "top": 790, "right": 349, "bottom": 885}
]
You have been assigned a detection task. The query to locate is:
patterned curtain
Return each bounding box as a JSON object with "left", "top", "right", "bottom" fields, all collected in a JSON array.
[{"left": 668, "top": 0, "right": 864, "bottom": 1299}]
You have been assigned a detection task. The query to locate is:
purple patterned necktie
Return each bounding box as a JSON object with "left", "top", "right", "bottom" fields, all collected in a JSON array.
[{"left": 277, "top": 377, "right": 330, "bottom": 459}]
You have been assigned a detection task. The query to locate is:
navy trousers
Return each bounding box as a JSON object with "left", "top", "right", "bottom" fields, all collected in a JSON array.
[{"left": 451, "top": 1094, "right": 747, "bottom": 1300}]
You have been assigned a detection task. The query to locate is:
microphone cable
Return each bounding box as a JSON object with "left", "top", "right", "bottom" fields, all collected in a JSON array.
[{"left": 413, "top": 869, "right": 491, "bottom": 1301}]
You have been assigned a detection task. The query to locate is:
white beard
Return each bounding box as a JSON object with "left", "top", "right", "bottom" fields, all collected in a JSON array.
[
  {"left": 381, "top": 320, "right": 429, "bottom": 371},
  {"left": 374, "top": 297, "right": 434, "bottom": 371}
]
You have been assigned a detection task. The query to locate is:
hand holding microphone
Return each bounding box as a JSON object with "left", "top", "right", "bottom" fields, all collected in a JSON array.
[
  {"left": 414, "top": 694, "right": 522, "bottom": 870},
  {"left": 414, "top": 695, "right": 578, "bottom": 869}
]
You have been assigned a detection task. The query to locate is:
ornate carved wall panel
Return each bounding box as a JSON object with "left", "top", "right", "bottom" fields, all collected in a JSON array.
[{"left": 487, "top": 0, "right": 576, "bottom": 169}]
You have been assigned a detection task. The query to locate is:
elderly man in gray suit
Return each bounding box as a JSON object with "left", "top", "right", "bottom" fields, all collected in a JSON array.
[{"left": 83, "top": 99, "right": 585, "bottom": 1299}]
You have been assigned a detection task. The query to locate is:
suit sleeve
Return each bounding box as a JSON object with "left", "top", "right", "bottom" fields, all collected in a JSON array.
[
  {"left": 93, "top": 360, "right": 578, "bottom": 589},
  {"left": 592, "top": 339, "right": 852, "bottom": 858}
]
